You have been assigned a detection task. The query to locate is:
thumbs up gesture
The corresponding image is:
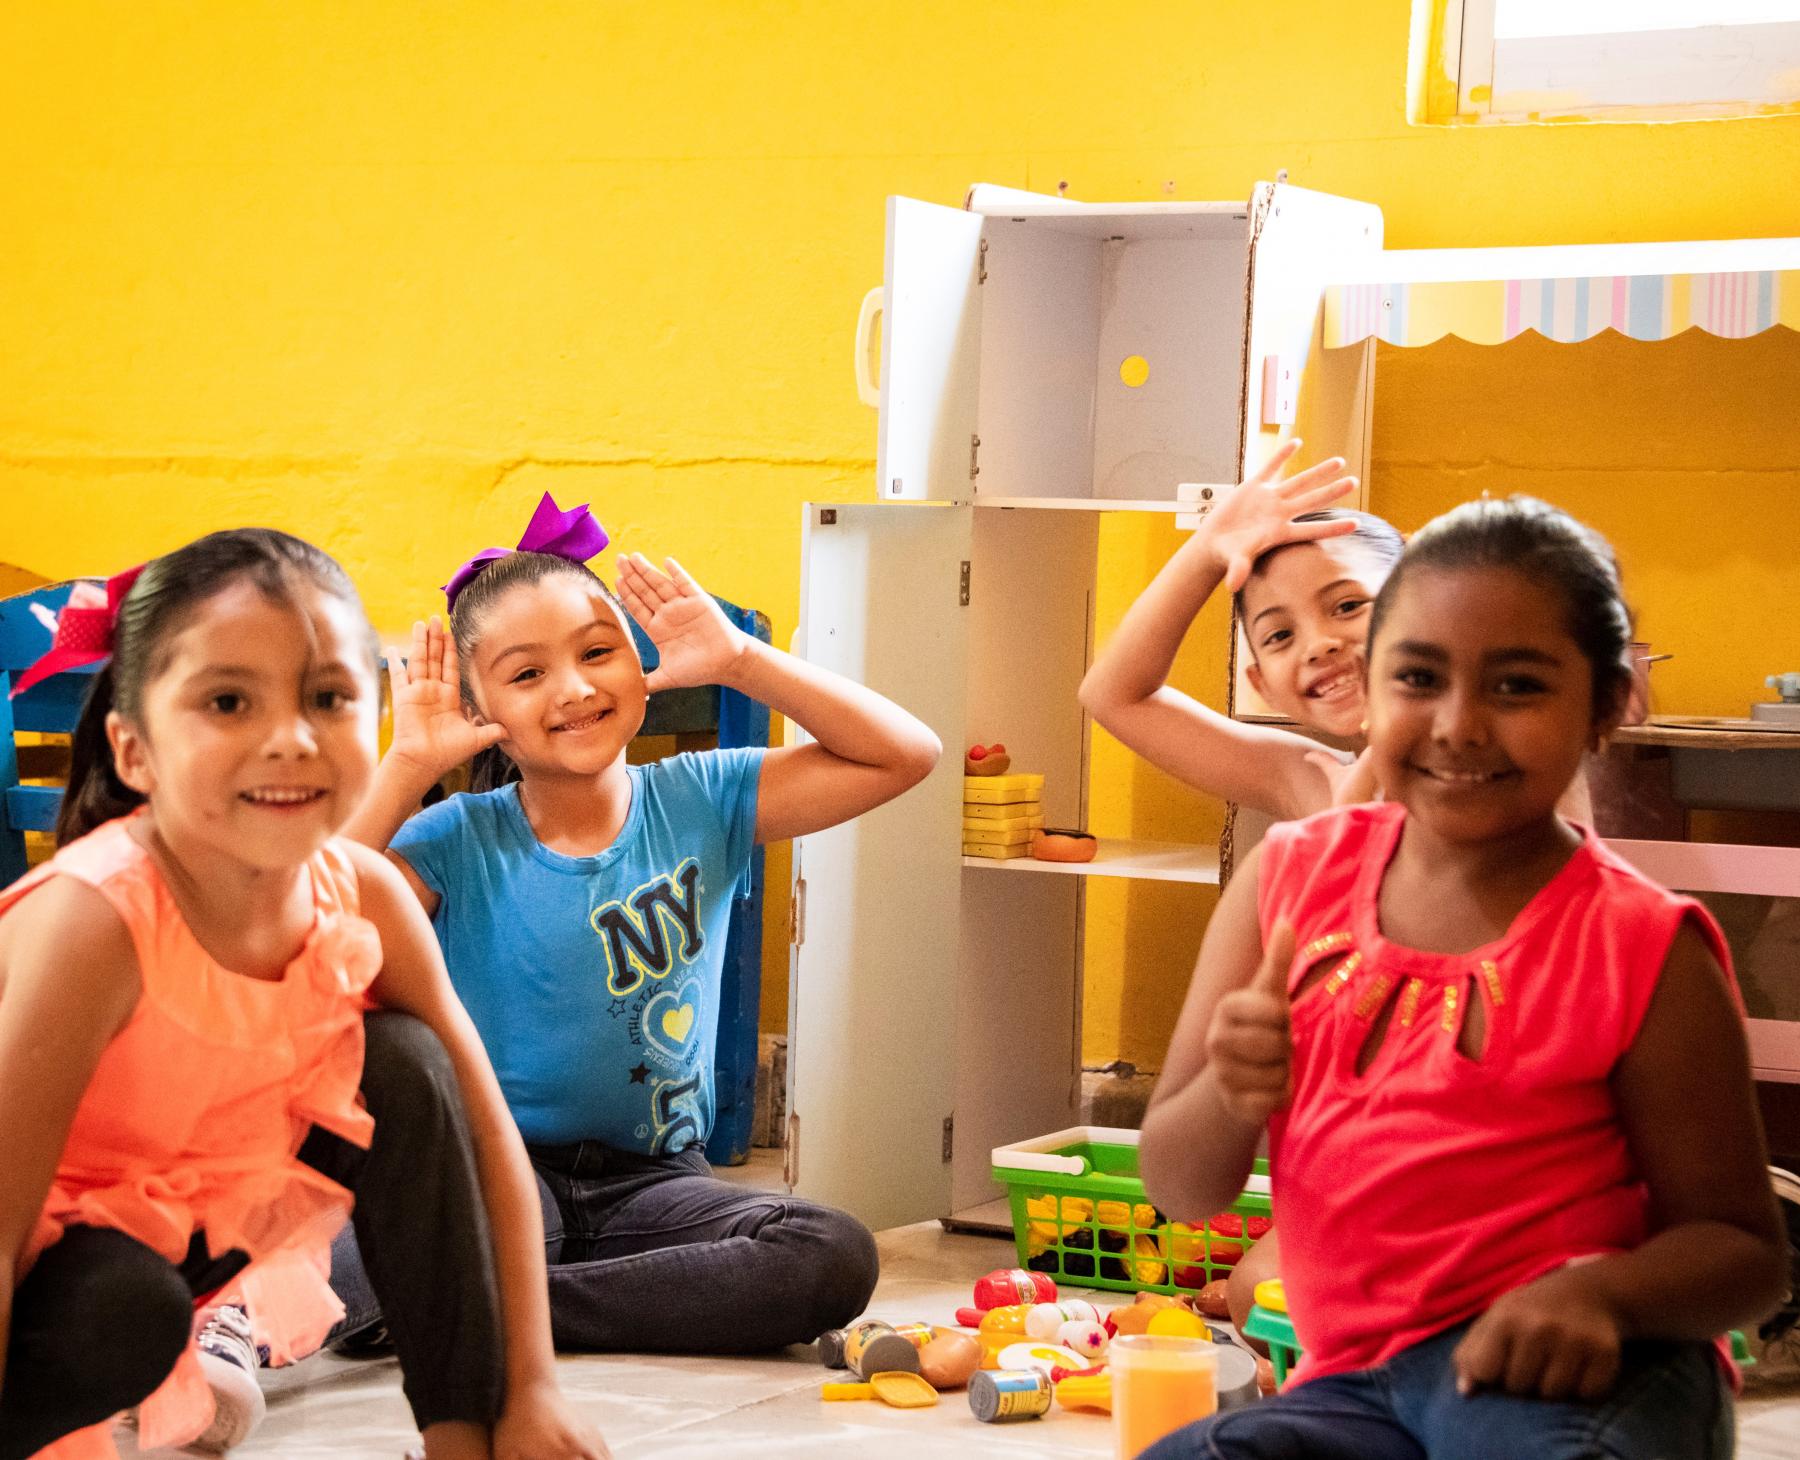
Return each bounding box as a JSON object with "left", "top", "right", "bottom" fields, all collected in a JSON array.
[{"left": 1205, "top": 921, "right": 1296, "bottom": 1127}]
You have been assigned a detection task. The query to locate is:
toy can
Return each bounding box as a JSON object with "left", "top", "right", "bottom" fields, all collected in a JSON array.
[
  {"left": 969, "top": 1368, "right": 1053, "bottom": 1423},
  {"left": 842, "top": 1319, "right": 921, "bottom": 1381},
  {"left": 891, "top": 1322, "right": 935, "bottom": 1350},
  {"left": 816, "top": 1328, "right": 849, "bottom": 1369}
]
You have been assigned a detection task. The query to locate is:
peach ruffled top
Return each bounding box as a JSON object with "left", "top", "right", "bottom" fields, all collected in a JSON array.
[{"left": 1, "top": 815, "right": 379, "bottom": 1459}]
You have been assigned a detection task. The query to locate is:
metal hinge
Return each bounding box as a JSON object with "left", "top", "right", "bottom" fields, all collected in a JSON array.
[
  {"left": 789, "top": 875, "right": 806, "bottom": 946},
  {"left": 969, "top": 434, "right": 981, "bottom": 482},
  {"left": 978, "top": 239, "right": 988, "bottom": 285},
  {"left": 959, "top": 561, "right": 971, "bottom": 606},
  {"left": 942, "top": 1114, "right": 954, "bottom": 1162}
]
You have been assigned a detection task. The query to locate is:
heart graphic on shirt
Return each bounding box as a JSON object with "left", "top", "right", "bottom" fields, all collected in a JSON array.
[{"left": 642, "top": 978, "right": 704, "bottom": 1068}]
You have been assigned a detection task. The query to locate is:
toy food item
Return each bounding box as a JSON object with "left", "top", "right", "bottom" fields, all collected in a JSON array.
[
  {"left": 956, "top": 1301, "right": 1031, "bottom": 1332},
  {"left": 1194, "top": 1280, "right": 1232, "bottom": 1319},
  {"left": 1112, "top": 1335, "right": 1218, "bottom": 1455},
  {"left": 918, "top": 1330, "right": 982, "bottom": 1389},
  {"left": 996, "top": 1342, "right": 1086, "bottom": 1377},
  {"left": 964, "top": 742, "right": 1013, "bottom": 776},
  {"left": 1057, "top": 1318, "right": 1110, "bottom": 1359},
  {"left": 1147, "top": 1308, "right": 1209, "bottom": 1341},
  {"left": 841, "top": 1318, "right": 922, "bottom": 1381},
  {"left": 817, "top": 1327, "right": 849, "bottom": 1368},
  {"left": 1106, "top": 1293, "right": 1184, "bottom": 1337},
  {"left": 968, "top": 1368, "right": 1053, "bottom": 1423},
  {"left": 891, "top": 1321, "right": 935, "bottom": 1350},
  {"left": 1053, "top": 1364, "right": 1113, "bottom": 1414},
  {"left": 1025, "top": 1299, "right": 1100, "bottom": 1340},
  {"left": 820, "top": 1371, "right": 940, "bottom": 1408},
  {"left": 973, "top": 1268, "right": 1056, "bottom": 1311},
  {"left": 1031, "top": 828, "right": 1097, "bottom": 863},
  {"left": 1256, "top": 1355, "right": 1277, "bottom": 1396}
]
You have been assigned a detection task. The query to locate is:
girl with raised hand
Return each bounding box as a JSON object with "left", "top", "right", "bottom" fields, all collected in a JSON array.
[
  {"left": 0, "top": 531, "right": 606, "bottom": 1460},
  {"left": 1139, "top": 498, "right": 1785, "bottom": 1460},
  {"left": 339, "top": 494, "right": 940, "bottom": 1354}
]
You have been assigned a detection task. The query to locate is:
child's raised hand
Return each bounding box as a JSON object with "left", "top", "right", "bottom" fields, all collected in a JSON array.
[
  {"left": 1451, "top": 1266, "right": 1624, "bottom": 1401},
  {"left": 1206, "top": 439, "right": 1359, "bottom": 592},
  {"left": 1206, "top": 920, "right": 1295, "bottom": 1127},
  {"left": 384, "top": 618, "right": 507, "bottom": 782},
  {"left": 616, "top": 552, "right": 751, "bottom": 694}
]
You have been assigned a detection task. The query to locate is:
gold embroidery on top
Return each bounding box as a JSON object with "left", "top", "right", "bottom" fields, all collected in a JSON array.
[
  {"left": 1324, "top": 950, "right": 1363, "bottom": 996},
  {"left": 1480, "top": 959, "right": 1505, "bottom": 1008},
  {"left": 1441, "top": 983, "right": 1460, "bottom": 1033},
  {"left": 1353, "top": 971, "right": 1396, "bottom": 1021},
  {"left": 1397, "top": 977, "right": 1425, "bottom": 1027},
  {"left": 1302, "top": 931, "right": 1354, "bottom": 961}
]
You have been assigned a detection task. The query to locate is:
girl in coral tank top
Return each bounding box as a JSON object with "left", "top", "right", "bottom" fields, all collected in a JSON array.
[
  {"left": 1140, "top": 498, "right": 1787, "bottom": 1460},
  {"left": 0, "top": 532, "right": 606, "bottom": 1460}
]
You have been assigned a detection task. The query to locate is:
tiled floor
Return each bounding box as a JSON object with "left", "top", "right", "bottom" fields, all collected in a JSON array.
[{"left": 120, "top": 1154, "right": 1800, "bottom": 1459}]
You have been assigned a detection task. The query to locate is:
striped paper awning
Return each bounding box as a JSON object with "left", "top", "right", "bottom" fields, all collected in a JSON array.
[{"left": 1325, "top": 270, "right": 1800, "bottom": 348}]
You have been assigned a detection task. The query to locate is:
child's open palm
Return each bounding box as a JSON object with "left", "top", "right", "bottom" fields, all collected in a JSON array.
[
  {"left": 384, "top": 617, "right": 507, "bottom": 781},
  {"left": 1208, "top": 439, "right": 1360, "bottom": 591},
  {"left": 616, "top": 552, "right": 750, "bottom": 694}
]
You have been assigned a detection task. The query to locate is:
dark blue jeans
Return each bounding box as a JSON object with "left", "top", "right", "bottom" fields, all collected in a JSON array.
[
  {"left": 1139, "top": 1319, "right": 1732, "bottom": 1460},
  {"left": 330, "top": 1139, "right": 878, "bottom": 1354}
]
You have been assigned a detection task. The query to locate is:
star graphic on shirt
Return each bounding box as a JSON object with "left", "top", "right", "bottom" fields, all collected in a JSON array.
[
  {"left": 609, "top": 998, "right": 629, "bottom": 1018},
  {"left": 628, "top": 1063, "right": 650, "bottom": 1085}
]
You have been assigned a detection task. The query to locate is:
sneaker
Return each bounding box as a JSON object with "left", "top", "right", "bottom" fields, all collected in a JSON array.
[
  {"left": 1745, "top": 1165, "right": 1800, "bottom": 1391},
  {"left": 189, "top": 1303, "right": 267, "bottom": 1452}
]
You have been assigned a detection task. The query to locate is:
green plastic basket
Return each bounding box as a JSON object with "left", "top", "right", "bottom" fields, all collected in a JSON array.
[{"left": 991, "top": 1125, "right": 1272, "bottom": 1299}]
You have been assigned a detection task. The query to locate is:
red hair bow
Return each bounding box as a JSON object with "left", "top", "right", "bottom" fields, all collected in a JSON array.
[{"left": 9, "top": 564, "right": 145, "bottom": 698}]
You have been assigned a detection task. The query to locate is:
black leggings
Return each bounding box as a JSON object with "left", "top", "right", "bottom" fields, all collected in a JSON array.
[{"left": 0, "top": 1011, "right": 504, "bottom": 1458}]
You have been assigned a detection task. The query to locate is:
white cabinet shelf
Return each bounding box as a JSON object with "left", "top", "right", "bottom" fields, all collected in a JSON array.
[
  {"left": 963, "top": 838, "right": 1221, "bottom": 884},
  {"left": 789, "top": 180, "right": 1381, "bottom": 1235}
]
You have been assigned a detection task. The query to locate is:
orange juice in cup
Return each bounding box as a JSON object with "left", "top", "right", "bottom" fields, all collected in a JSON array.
[{"left": 1110, "top": 1333, "right": 1218, "bottom": 1459}]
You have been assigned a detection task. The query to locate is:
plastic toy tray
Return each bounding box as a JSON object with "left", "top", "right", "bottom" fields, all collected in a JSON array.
[{"left": 991, "top": 1125, "right": 1272, "bottom": 1298}]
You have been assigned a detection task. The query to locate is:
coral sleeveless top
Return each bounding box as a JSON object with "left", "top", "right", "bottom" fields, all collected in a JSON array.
[
  {"left": 1257, "top": 802, "right": 1730, "bottom": 1386},
  {"left": 1, "top": 815, "right": 379, "bottom": 1459}
]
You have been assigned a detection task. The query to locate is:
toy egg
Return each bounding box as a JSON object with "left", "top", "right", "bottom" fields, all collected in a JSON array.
[
  {"left": 996, "top": 1341, "right": 1085, "bottom": 1376},
  {"left": 918, "top": 1330, "right": 981, "bottom": 1390},
  {"left": 1056, "top": 1319, "right": 1109, "bottom": 1360}
]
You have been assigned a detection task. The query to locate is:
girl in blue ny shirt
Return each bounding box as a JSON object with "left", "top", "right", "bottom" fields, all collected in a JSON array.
[{"left": 340, "top": 495, "right": 940, "bottom": 1354}]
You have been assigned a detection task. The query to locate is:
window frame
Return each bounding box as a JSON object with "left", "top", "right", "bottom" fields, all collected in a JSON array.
[{"left": 1429, "top": 0, "right": 1800, "bottom": 123}]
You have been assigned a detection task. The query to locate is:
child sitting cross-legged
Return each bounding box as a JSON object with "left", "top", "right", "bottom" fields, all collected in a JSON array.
[{"left": 337, "top": 494, "right": 941, "bottom": 1354}]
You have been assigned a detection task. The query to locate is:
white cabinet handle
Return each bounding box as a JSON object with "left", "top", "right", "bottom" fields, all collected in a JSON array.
[{"left": 853, "top": 285, "right": 884, "bottom": 407}]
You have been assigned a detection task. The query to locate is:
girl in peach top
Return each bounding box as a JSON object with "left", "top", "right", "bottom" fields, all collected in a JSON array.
[{"left": 0, "top": 531, "right": 606, "bottom": 1460}]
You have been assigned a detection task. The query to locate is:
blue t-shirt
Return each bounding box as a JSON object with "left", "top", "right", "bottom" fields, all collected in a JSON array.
[{"left": 391, "top": 749, "right": 764, "bottom": 1153}]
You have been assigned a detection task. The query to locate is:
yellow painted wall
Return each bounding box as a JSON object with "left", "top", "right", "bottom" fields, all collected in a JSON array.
[{"left": 4, "top": 3, "right": 1799, "bottom": 1061}]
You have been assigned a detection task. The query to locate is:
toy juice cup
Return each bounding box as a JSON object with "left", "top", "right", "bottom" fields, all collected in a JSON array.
[{"left": 1110, "top": 1334, "right": 1218, "bottom": 1459}]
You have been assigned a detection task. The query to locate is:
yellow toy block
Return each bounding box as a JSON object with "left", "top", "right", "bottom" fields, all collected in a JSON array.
[
  {"left": 962, "top": 772, "right": 1044, "bottom": 793},
  {"left": 963, "top": 779, "right": 1044, "bottom": 807},
  {"left": 962, "top": 840, "right": 1031, "bottom": 859},
  {"left": 961, "top": 814, "right": 1045, "bottom": 843},
  {"left": 962, "top": 799, "right": 1043, "bottom": 822}
]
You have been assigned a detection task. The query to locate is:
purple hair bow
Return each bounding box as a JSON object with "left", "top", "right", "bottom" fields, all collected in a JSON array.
[{"left": 443, "top": 492, "right": 610, "bottom": 608}]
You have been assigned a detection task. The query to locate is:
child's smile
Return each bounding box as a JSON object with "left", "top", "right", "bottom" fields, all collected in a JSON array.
[
  {"left": 1367, "top": 565, "right": 1606, "bottom": 844},
  {"left": 1241, "top": 537, "right": 1386, "bottom": 741}
]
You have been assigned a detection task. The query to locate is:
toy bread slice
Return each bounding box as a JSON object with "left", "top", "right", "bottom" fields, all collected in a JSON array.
[
  {"left": 964, "top": 781, "right": 1044, "bottom": 806},
  {"left": 962, "top": 772, "right": 1044, "bottom": 792},
  {"left": 962, "top": 799, "right": 1044, "bottom": 822},
  {"left": 961, "top": 814, "right": 1046, "bottom": 842},
  {"left": 963, "top": 841, "right": 1032, "bottom": 859}
]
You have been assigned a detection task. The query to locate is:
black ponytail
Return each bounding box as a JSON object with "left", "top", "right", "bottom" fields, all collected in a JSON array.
[
  {"left": 55, "top": 528, "right": 372, "bottom": 847},
  {"left": 55, "top": 665, "right": 142, "bottom": 846}
]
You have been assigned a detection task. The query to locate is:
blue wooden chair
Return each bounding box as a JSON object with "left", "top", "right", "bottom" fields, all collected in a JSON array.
[
  {"left": 0, "top": 582, "right": 87, "bottom": 888},
  {"left": 626, "top": 597, "right": 772, "bottom": 1167}
]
